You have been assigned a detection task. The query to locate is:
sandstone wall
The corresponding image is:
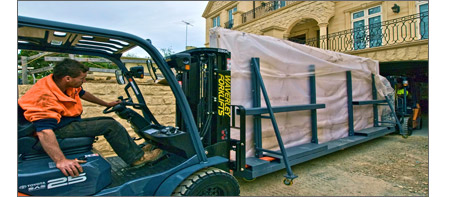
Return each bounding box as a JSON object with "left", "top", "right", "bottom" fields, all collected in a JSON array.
[
  {"left": 18, "top": 81, "right": 176, "bottom": 157},
  {"left": 347, "top": 40, "right": 428, "bottom": 63}
]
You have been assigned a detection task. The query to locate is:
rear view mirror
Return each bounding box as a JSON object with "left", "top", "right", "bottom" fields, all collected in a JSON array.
[{"left": 115, "top": 70, "right": 126, "bottom": 85}]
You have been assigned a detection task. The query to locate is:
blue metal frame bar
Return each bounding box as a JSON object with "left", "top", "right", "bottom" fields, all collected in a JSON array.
[
  {"left": 372, "top": 74, "right": 379, "bottom": 127},
  {"left": 384, "top": 95, "right": 404, "bottom": 134},
  {"left": 256, "top": 147, "right": 282, "bottom": 156},
  {"left": 309, "top": 65, "right": 318, "bottom": 144},
  {"left": 251, "top": 59, "right": 263, "bottom": 158},
  {"left": 238, "top": 104, "right": 325, "bottom": 115},
  {"left": 352, "top": 100, "right": 386, "bottom": 105},
  {"left": 238, "top": 106, "right": 247, "bottom": 172},
  {"left": 230, "top": 105, "right": 247, "bottom": 173},
  {"left": 346, "top": 71, "right": 354, "bottom": 136},
  {"left": 251, "top": 57, "right": 297, "bottom": 180}
]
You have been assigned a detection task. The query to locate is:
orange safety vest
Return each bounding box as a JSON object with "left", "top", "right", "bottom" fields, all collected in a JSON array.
[{"left": 18, "top": 74, "right": 83, "bottom": 124}]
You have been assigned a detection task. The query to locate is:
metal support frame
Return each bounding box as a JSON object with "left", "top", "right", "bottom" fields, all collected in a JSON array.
[
  {"left": 348, "top": 71, "right": 403, "bottom": 135},
  {"left": 230, "top": 67, "right": 400, "bottom": 181},
  {"left": 230, "top": 58, "right": 325, "bottom": 180},
  {"left": 250, "top": 57, "right": 297, "bottom": 180},
  {"left": 372, "top": 74, "right": 379, "bottom": 127},
  {"left": 239, "top": 104, "right": 325, "bottom": 115},
  {"left": 230, "top": 105, "right": 247, "bottom": 172},
  {"left": 309, "top": 65, "right": 318, "bottom": 144},
  {"left": 252, "top": 59, "right": 262, "bottom": 158},
  {"left": 346, "top": 71, "right": 354, "bottom": 136},
  {"left": 384, "top": 95, "right": 404, "bottom": 134}
]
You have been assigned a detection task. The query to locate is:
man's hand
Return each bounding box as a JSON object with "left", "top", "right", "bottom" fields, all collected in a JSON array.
[
  {"left": 36, "top": 129, "right": 87, "bottom": 177},
  {"left": 56, "top": 158, "right": 87, "bottom": 177},
  {"left": 106, "top": 100, "right": 122, "bottom": 107},
  {"left": 81, "top": 91, "right": 121, "bottom": 107}
]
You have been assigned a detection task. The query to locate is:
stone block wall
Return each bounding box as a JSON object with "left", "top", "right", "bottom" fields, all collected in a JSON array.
[
  {"left": 18, "top": 81, "right": 176, "bottom": 157},
  {"left": 348, "top": 40, "right": 429, "bottom": 63}
]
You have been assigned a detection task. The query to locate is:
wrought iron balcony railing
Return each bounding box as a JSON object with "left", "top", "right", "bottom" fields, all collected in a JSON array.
[
  {"left": 299, "top": 12, "right": 428, "bottom": 52},
  {"left": 225, "top": 19, "right": 234, "bottom": 29},
  {"left": 306, "top": 37, "right": 321, "bottom": 48},
  {"left": 242, "top": 1, "right": 297, "bottom": 23},
  {"left": 288, "top": 37, "right": 320, "bottom": 48}
]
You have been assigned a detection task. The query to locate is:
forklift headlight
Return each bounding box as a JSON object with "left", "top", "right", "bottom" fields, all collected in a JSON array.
[{"left": 166, "top": 53, "right": 192, "bottom": 72}]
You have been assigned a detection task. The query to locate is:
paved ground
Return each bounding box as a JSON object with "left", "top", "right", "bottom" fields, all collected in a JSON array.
[
  {"left": 411, "top": 114, "right": 428, "bottom": 137},
  {"left": 238, "top": 115, "right": 429, "bottom": 196}
]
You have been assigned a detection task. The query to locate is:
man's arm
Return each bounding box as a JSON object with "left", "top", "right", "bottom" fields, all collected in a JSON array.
[
  {"left": 36, "top": 129, "right": 85, "bottom": 177},
  {"left": 80, "top": 91, "right": 120, "bottom": 107}
]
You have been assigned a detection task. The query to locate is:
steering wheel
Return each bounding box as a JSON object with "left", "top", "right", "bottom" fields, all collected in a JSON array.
[
  {"left": 103, "top": 105, "right": 118, "bottom": 114},
  {"left": 103, "top": 96, "right": 126, "bottom": 114}
]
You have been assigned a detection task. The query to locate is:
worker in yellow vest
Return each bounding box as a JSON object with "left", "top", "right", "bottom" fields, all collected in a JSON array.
[{"left": 396, "top": 80, "right": 411, "bottom": 98}]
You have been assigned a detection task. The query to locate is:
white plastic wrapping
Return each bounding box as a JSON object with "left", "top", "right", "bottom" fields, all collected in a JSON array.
[{"left": 210, "top": 28, "right": 393, "bottom": 158}]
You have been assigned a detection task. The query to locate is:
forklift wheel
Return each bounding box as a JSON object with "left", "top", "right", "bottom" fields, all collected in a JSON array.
[
  {"left": 242, "top": 177, "right": 256, "bottom": 182},
  {"left": 172, "top": 167, "right": 240, "bottom": 196},
  {"left": 402, "top": 117, "right": 413, "bottom": 136},
  {"left": 283, "top": 178, "right": 294, "bottom": 186}
]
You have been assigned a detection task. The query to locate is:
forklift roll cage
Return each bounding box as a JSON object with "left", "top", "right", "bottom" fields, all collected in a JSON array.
[{"left": 18, "top": 16, "right": 209, "bottom": 163}]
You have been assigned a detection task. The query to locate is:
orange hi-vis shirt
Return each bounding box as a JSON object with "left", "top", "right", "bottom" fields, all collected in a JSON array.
[{"left": 18, "top": 74, "right": 84, "bottom": 131}]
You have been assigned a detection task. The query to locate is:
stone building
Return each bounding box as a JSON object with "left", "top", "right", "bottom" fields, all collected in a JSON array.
[{"left": 202, "top": 1, "right": 428, "bottom": 112}]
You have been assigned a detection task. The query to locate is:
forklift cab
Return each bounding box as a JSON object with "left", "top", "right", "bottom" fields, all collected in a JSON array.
[{"left": 17, "top": 16, "right": 239, "bottom": 196}]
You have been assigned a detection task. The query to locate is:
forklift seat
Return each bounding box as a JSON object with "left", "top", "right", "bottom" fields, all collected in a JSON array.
[{"left": 18, "top": 105, "right": 94, "bottom": 159}]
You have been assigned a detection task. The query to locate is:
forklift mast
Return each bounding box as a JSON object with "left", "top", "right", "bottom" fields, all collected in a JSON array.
[{"left": 168, "top": 48, "right": 231, "bottom": 148}]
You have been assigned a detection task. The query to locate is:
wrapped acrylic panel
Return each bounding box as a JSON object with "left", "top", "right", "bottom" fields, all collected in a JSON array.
[{"left": 210, "top": 28, "right": 393, "bottom": 157}]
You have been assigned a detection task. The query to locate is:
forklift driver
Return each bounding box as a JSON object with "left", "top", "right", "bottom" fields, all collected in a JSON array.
[
  {"left": 396, "top": 81, "right": 411, "bottom": 98},
  {"left": 18, "top": 59, "right": 163, "bottom": 177}
]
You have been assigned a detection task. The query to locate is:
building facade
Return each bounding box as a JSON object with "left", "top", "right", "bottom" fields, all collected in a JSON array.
[{"left": 202, "top": 1, "right": 428, "bottom": 112}]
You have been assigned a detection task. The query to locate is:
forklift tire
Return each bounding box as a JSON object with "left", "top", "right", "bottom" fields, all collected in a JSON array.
[
  {"left": 172, "top": 167, "right": 240, "bottom": 196},
  {"left": 402, "top": 117, "right": 413, "bottom": 136}
]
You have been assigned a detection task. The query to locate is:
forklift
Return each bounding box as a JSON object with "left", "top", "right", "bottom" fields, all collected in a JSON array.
[
  {"left": 386, "top": 76, "right": 423, "bottom": 136},
  {"left": 17, "top": 16, "right": 239, "bottom": 196}
]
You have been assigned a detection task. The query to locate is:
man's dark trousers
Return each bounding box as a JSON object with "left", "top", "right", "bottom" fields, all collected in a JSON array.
[{"left": 54, "top": 117, "right": 144, "bottom": 165}]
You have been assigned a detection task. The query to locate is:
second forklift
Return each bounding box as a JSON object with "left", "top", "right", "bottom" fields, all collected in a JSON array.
[{"left": 386, "top": 76, "right": 423, "bottom": 136}]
